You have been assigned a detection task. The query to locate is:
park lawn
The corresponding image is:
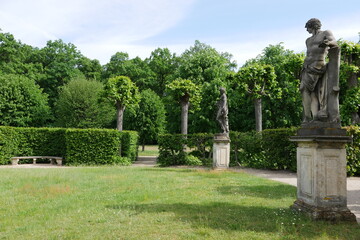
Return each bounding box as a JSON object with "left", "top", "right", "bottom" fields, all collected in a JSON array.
[
  {"left": 138, "top": 145, "right": 159, "bottom": 156},
  {"left": 0, "top": 167, "right": 359, "bottom": 240}
]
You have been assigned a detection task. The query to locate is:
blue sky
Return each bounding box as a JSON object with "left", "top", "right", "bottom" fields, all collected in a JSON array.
[{"left": 0, "top": 0, "right": 359, "bottom": 67}]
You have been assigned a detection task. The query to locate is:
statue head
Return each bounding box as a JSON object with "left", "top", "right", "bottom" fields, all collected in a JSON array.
[
  {"left": 219, "top": 87, "right": 226, "bottom": 94},
  {"left": 305, "top": 18, "right": 322, "bottom": 31}
]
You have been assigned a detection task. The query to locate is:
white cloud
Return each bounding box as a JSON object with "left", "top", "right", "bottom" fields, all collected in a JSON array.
[{"left": 0, "top": 0, "right": 195, "bottom": 47}]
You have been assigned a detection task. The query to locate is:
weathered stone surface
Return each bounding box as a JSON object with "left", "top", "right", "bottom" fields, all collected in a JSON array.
[
  {"left": 291, "top": 199, "right": 357, "bottom": 222},
  {"left": 300, "top": 18, "right": 341, "bottom": 124},
  {"left": 213, "top": 133, "right": 230, "bottom": 170},
  {"left": 290, "top": 135, "right": 356, "bottom": 222}
]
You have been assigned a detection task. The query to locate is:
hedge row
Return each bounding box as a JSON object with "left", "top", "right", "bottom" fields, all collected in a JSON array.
[
  {"left": 158, "top": 127, "right": 360, "bottom": 176},
  {"left": 0, "top": 126, "right": 138, "bottom": 165},
  {"left": 230, "top": 129, "right": 298, "bottom": 171},
  {"left": 157, "top": 133, "right": 213, "bottom": 166},
  {"left": 344, "top": 126, "right": 360, "bottom": 176}
]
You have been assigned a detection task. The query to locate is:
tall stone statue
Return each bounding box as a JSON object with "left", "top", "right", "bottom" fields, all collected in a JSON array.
[
  {"left": 290, "top": 19, "right": 356, "bottom": 222},
  {"left": 300, "top": 18, "right": 341, "bottom": 125},
  {"left": 216, "top": 87, "right": 229, "bottom": 134}
]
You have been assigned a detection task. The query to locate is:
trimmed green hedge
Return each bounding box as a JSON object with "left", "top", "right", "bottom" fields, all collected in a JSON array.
[
  {"left": 230, "top": 129, "right": 298, "bottom": 171},
  {"left": 159, "top": 128, "right": 360, "bottom": 176},
  {"left": 0, "top": 127, "right": 20, "bottom": 165},
  {"left": 158, "top": 134, "right": 187, "bottom": 166},
  {"left": 119, "top": 130, "right": 139, "bottom": 162},
  {"left": 157, "top": 133, "right": 213, "bottom": 166},
  {"left": 0, "top": 126, "right": 138, "bottom": 165},
  {"left": 344, "top": 126, "right": 360, "bottom": 176}
]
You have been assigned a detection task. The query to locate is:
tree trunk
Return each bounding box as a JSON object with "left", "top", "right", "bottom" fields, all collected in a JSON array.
[
  {"left": 181, "top": 100, "right": 189, "bottom": 135},
  {"left": 142, "top": 144, "right": 145, "bottom": 152},
  {"left": 116, "top": 102, "right": 125, "bottom": 131},
  {"left": 254, "top": 98, "right": 262, "bottom": 132}
]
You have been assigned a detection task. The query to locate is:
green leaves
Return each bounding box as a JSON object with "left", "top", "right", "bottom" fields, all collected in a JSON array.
[
  {"left": 104, "top": 76, "right": 140, "bottom": 107},
  {"left": 236, "top": 63, "right": 277, "bottom": 100},
  {"left": 55, "top": 78, "right": 115, "bottom": 128},
  {"left": 0, "top": 74, "right": 51, "bottom": 127},
  {"left": 166, "top": 78, "right": 202, "bottom": 111},
  {"left": 124, "top": 89, "right": 166, "bottom": 145}
]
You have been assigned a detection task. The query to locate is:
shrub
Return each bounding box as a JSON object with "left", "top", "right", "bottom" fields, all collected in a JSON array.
[
  {"left": 157, "top": 134, "right": 187, "bottom": 166},
  {"left": 187, "top": 133, "right": 213, "bottom": 163},
  {"left": 185, "top": 155, "right": 202, "bottom": 166},
  {"left": 261, "top": 128, "right": 298, "bottom": 171},
  {"left": 230, "top": 132, "right": 266, "bottom": 168}
]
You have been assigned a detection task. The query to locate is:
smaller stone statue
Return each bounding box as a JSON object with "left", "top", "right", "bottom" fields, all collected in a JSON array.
[{"left": 216, "top": 87, "right": 229, "bottom": 135}]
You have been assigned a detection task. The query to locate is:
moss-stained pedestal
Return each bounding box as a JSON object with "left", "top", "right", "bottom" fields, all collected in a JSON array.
[
  {"left": 213, "top": 133, "right": 230, "bottom": 170},
  {"left": 290, "top": 125, "right": 356, "bottom": 222}
]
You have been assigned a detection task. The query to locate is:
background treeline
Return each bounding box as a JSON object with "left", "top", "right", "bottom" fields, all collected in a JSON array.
[{"left": 0, "top": 30, "right": 359, "bottom": 145}]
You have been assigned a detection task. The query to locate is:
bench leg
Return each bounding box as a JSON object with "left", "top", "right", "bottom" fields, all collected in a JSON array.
[
  {"left": 33, "top": 158, "right": 37, "bottom": 164},
  {"left": 11, "top": 159, "right": 19, "bottom": 165},
  {"left": 50, "top": 159, "right": 56, "bottom": 165},
  {"left": 56, "top": 159, "right": 62, "bottom": 166}
]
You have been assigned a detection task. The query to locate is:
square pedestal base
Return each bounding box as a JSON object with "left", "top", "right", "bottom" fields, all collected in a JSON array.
[
  {"left": 290, "top": 130, "right": 356, "bottom": 222},
  {"left": 291, "top": 199, "right": 356, "bottom": 222},
  {"left": 213, "top": 134, "right": 230, "bottom": 170}
]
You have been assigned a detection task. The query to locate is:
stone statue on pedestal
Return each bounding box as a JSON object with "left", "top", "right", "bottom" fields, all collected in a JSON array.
[
  {"left": 216, "top": 87, "right": 229, "bottom": 135},
  {"left": 290, "top": 19, "right": 356, "bottom": 222},
  {"left": 300, "top": 18, "right": 341, "bottom": 125},
  {"left": 213, "top": 87, "right": 230, "bottom": 170}
]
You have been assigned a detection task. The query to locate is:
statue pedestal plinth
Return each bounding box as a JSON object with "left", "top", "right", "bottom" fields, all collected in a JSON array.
[
  {"left": 290, "top": 126, "right": 356, "bottom": 222},
  {"left": 213, "top": 133, "right": 230, "bottom": 170}
]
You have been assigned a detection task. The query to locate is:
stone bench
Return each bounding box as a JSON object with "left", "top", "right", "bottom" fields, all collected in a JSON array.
[{"left": 11, "top": 156, "right": 63, "bottom": 166}]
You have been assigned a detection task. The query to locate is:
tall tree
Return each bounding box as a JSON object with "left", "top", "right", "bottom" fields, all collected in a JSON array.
[
  {"left": 176, "top": 40, "right": 236, "bottom": 84},
  {"left": 77, "top": 57, "right": 103, "bottom": 81},
  {"left": 166, "top": 78, "right": 201, "bottom": 134},
  {"left": 0, "top": 31, "right": 42, "bottom": 80},
  {"left": 34, "top": 39, "right": 84, "bottom": 107},
  {"left": 147, "top": 48, "right": 179, "bottom": 96},
  {"left": 236, "top": 63, "right": 278, "bottom": 132},
  {"left": 173, "top": 40, "right": 236, "bottom": 133},
  {"left": 55, "top": 77, "right": 115, "bottom": 128},
  {"left": 0, "top": 74, "right": 51, "bottom": 127},
  {"left": 249, "top": 43, "right": 304, "bottom": 128},
  {"left": 104, "top": 76, "right": 140, "bottom": 131},
  {"left": 103, "top": 52, "right": 155, "bottom": 91},
  {"left": 124, "top": 89, "right": 166, "bottom": 150}
]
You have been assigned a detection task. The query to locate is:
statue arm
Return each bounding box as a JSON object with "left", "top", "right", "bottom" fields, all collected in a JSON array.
[{"left": 319, "top": 30, "right": 338, "bottom": 48}]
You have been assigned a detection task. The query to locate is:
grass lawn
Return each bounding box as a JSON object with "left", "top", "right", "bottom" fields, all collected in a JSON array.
[
  {"left": 138, "top": 145, "right": 159, "bottom": 156},
  {"left": 0, "top": 167, "right": 359, "bottom": 240}
]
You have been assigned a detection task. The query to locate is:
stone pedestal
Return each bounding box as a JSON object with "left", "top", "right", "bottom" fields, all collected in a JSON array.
[
  {"left": 290, "top": 125, "right": 356, "bottom": 222},
  {"left": 213, "top": 133, "right": 230, "bottom": 170}
]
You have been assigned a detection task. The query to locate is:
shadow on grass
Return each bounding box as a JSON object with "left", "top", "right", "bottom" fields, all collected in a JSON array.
[
  {"left": 106, "top": 202, "right": 359, "bottom": 238},
  {"left": 218, "top": 185, "right": 296, "bottom": 199}
]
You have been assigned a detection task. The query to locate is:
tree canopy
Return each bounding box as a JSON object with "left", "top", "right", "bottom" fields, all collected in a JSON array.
[
  {"left": 0, "top": 74, "right": 51, "bottom": 127},
  {"left": 55, "top": 77, "right": 115, "bottom": 128},
  {"left": 104, "top": 76, "right": 140, "bottom": 131}
]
